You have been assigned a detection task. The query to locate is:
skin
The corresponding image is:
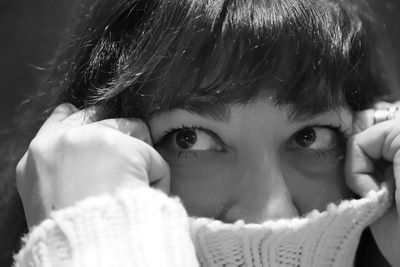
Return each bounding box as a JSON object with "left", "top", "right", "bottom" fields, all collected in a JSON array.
[
  {"left": 150, "top": 99, "right": 353, "bottom": 222},
  {"left": 16, "top": 99, "right": 400, "bottom": 265},
  {"left": 16, "top": 104, "right": 170, "bottom": 226}
]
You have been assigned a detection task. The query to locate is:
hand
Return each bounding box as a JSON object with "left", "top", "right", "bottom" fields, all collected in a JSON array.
[
  {"left": 345, "top": 102, "right": 400, "bottom": 266},
  {"left": 16, "top": 103, "right": 170, "bottom": 227}
]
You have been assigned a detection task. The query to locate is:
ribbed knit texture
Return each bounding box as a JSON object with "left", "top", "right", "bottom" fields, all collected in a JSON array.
[
  {"left": 14, "top": 188, "right": 199, "bottom": 267},
  {"left": 190, "top": 186, "right": 391, "bottom": 267},
  {"left": 14, "top": 186, "right": 391, "bottom": 267}
]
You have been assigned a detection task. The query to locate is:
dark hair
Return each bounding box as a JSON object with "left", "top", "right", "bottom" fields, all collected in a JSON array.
[
  {"left": 1, "top": 0, "right": 399, "bottom": 265},
  {"left": 41, "top": 0, "right": 398, "bottom": 122}
]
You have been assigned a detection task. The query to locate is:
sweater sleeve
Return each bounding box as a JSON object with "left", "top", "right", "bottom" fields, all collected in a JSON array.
[{"left": 13, "top": 187, "right": 199, "bottom": 267}]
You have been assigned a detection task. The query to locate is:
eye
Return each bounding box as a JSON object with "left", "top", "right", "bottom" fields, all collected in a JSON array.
[
  {"left": 157, "top": 127, "right": 224, "bottom": 152},
  {"left": 288, "top": 126, "right": 339, "bottom": 151}
]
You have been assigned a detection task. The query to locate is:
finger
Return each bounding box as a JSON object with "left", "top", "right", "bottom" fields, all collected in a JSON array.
[
  {"left": 346, "top": 121, "right": 400, "bottom": 196},
  {"left": 345, "top": 136, "right": 380, "bottom": 196},
  {"left": 394, "top": 150, "right": 400, "bottom": 204},
  {"left": 356, "top": 121, "right": 400, "bottom": 161},
  {"left": 373, "top": 101, "right": 392, "bottom": 109},
  {"left": 117, "top": 135, "right": 170, "bottom": 193},
  {"left": 352, "top": 109, "right": 374, "bottom": 134},
  {"left": 37, "top": 103, "right": 78, "bottom": 135},
  {"left": 15, "top": 152, "right": 28, "bottom": 187},
  {"left": 354, "top": 102, "right": 400, "bottom": 134},
  {"left": 382, "top": 167, "right": 396, "bottom": 202},
  {"left": 94, "top": 118, "right": 153, "bottom": 145},
  {"left": 146, "top": 145, "right": 171, "bottom": 194},
  {"left": 90, "top": 118, "right": 168, "bottom": 190}
]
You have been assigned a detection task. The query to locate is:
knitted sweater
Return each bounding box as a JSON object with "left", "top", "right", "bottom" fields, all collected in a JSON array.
[{"left": 14, "top": 186, "right": 391, "bottom": 267}]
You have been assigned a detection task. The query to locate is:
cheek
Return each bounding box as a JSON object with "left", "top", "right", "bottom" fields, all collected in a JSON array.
[
  {"left": 160, "top": 147, "right": 352, "bottom": 220},
  {"left": 283, "top": 154, "right": 352, "bottom": 214},
  {"left": 167, "top": 156, "right": 240, "bottom": 218}
]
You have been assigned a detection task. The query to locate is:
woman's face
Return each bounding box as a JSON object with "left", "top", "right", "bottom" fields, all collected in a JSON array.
[{"left": 149, "top": 97, "right": 353, "bottom": 223}]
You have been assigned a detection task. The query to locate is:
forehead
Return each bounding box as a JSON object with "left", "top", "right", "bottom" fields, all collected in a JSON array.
[
  {"left": 150, "top": 90, "right": 351, "bottom": 124},
  {"left": 150, "top": 97, "right": 352, "bottom": 128}
]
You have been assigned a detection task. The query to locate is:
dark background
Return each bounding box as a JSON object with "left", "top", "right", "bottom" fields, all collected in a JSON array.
[
  {"left": 0, "top": 0, "right": 76, "bottom": 130},
  {"left": 1, "top": 0, "right": 400, "bottom": 131}
]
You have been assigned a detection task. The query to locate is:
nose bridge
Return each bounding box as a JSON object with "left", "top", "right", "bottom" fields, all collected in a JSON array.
[{"left": 229, "top": 149, "right": 299, "bottom": 222}]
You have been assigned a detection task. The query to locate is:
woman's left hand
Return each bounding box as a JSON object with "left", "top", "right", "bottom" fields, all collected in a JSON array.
[{"left": 346, "top": 102, "right": 400, "bottom": 266}]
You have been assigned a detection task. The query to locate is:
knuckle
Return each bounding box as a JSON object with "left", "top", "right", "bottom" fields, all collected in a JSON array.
[
  {"left": 28, "top": 136, "right": 46, "bottom": 155},
  {"left": 384, "top": 126, "right": 400, "bottom": 156},
  {"left": 15, "top": 155, "right": 27, "bottom": 180},
  {"left": 62, "top": 126, "right": 119, "bottom": 149},
  {"left": 61, "top": 128, "right": 84, "bottom": 146},
  {"left": 98, "top": 128, "right": 119, "bottom": 147}
]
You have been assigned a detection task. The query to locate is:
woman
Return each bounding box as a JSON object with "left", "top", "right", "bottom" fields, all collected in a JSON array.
[{"left": 10, "top": 0, "right": 400, "bottom": 266}]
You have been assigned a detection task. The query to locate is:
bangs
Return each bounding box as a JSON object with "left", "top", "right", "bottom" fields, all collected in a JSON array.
[{"left": 59, "top": 0, "right": 387, "bottom": 120}]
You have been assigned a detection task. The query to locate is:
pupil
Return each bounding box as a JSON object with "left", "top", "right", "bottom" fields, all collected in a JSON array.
[
  {"left": 295, "top": 127, "right": 316, "bottom": 147},
  {"left": 176, "top": 129, "right": 197, "bottom": 149}
]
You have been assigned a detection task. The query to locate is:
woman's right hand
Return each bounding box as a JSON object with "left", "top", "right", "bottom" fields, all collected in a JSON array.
[{"left": 16, "top": 103, "right": 170, "bottom": 227}]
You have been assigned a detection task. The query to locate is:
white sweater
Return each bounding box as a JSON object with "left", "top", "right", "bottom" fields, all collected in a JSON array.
[{"left": 14, "top": 186, "right": 391, "bottom": 267}]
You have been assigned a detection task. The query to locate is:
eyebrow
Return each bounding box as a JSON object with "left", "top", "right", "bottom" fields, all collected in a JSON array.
[
  {"left": 167, "top": 99, "right": 346, "bottom": 126},
  {"left": 284, "top": 103, "right": 350, "bottom": 125},
  {"left": 284, "top": 107, "right": 327, "bottom": 123},
  {"left": 179, "top": 100, "right": 232, "bottom": 122}
]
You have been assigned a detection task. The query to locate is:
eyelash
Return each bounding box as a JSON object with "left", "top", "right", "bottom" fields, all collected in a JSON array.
[
  {"left": 154, "top": 124, "right": 224, "bottom": 159},
  {"left": 155, "top": 123, "right": 349, "bottom": 160},
  {"left": 298, "top": 124, "right": 348, "bottom": 158},
  {"left": 177, "top": 150, "right": 208, "bottom": 159},
  {"left": 156, "top": 124, "right": 216, "bottom": 144},
  {"left": 317, "top": 123, "right": 349, "bottom": 141}
]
